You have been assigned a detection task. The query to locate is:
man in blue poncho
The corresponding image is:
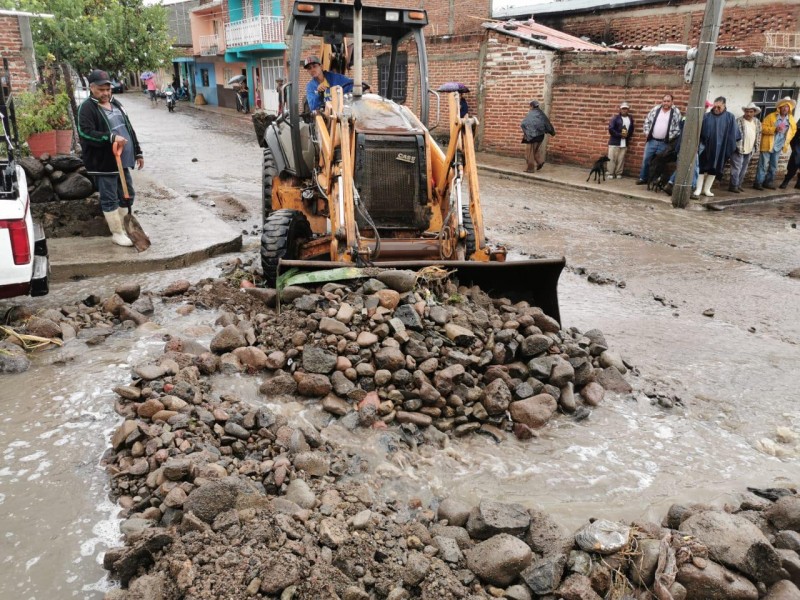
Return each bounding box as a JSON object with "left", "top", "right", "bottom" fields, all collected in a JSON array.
[
  {"left": 695, "top": 96, "right": 740, "bottom": 197},
  {"left": 520, "top": 100, "right": 555, "bottom": 173},
  {"left": 304, "top": 55, "right": 353, "bottom": 112}
]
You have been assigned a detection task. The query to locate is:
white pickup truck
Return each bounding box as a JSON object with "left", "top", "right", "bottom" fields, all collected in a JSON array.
[{"left": 0, "top": 97, "right": 49, "bottom": 300}]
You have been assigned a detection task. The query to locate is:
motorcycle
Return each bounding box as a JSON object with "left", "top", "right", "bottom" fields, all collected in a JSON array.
[{"left": 165, "top": 88, "right": 176, "bottom": 112}]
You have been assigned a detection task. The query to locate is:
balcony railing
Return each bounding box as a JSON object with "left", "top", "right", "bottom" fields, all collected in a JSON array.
[
  {"left": 199, "top": 34, "right": 221, "bottom": 56},
  {"left": 764, "top": 32, "right": 800, "bottom": 55},
  {"left": 225, "top": 15, "right": 284, "bottom": 48}
]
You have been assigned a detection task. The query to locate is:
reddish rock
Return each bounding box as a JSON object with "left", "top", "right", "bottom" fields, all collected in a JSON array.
[{"left": 509, "top": 394, "right": 557, "bottom": 428}]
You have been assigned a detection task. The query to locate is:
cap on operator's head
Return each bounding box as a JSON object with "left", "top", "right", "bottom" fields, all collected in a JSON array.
[
  {"left": 88, "top": 69, "right": 111, "bottom": 85},
  {"left": 303, "top": 55, "right": 321, "bottom": 69}
]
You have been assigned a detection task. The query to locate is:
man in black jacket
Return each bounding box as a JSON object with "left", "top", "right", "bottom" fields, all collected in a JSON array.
[{"left": 78, "top": 69, "right": 144, "bottom": 246}]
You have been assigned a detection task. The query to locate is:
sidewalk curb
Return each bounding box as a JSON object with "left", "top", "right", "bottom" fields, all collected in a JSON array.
[
  {"left": 476, "top": 164, "right": 675, "bottom": 206},
  {"left": 703, "top": 192, "right": 799, "bottom": 210}
]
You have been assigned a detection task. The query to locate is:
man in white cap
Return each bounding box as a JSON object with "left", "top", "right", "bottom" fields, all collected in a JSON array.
[
  {"left": 754, "top": 96, "right": 797, "bottom": 190},
  {"left": 607, "top": 102, "right": 634, "bottom": 178},
  {"left": 728, "top": 102, "right": 761, "bottom": 193},
  {"left": 304, "top": 55, "right": 353, "bottom": 112}
]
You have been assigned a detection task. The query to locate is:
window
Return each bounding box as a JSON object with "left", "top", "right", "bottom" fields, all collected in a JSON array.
[
  {"left": 752, "top": 88, "right": 797, "bottom": 121},
  {"left": 223, "top": 67, "right": 237, "bottom": 89},
  {"left": 377, "top": 52, "right": 407, "bottom": 104},
  {"left": 201, "top": 69, "right": 209, "bottom": 87}
]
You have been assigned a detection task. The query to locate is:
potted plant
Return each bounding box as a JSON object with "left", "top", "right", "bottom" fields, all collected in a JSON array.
[{"left": 15, "top": 87, "right": 73, "bottom": 157}]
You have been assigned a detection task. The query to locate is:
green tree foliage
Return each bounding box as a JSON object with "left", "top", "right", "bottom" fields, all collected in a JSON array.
[{"left": 0, "top": 0, "right": 174, "bottom": 75}]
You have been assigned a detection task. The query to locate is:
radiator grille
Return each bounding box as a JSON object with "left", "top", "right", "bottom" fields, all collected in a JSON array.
[{"left": 354, "top": 134, "right": 428, "bottom": 230}]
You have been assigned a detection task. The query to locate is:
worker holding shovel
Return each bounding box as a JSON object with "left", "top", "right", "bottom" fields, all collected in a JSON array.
[{"left": 78, "top": 69, "right": 144, "bottom": 247}]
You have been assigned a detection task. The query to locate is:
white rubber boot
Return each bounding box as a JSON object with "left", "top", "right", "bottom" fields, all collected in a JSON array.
[
  {"left": 117, "top": 206, "right": 129, "bottom": 221},
  {"left": 702, "top": 174, "right": 716, "bottom": 197},
  {"left": 693, "top": 174, "right": 705, "bottom": 198},
  {"left": 103, "top": 210, "right": 133, "bottom": 246}
]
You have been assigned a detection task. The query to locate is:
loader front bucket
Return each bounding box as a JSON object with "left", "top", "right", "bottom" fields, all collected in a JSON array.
[{"left": 278, "top": 257, "right": 566, "bottom": 325}]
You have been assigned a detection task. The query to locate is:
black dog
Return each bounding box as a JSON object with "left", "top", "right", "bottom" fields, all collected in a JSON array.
[
  {"left": 586, "top": 156, "right": 610, "bottom": 183},
  {"left": 647, "top": 144, "right": 678, "bottom": 192}
]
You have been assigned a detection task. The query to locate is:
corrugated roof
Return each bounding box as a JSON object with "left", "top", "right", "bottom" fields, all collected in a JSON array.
[
  {"left": 493, "top": 0, "right": 662, "bottom": 19},
  {"left": 483, "top": 19, "right": 616, "bottom": 52}
]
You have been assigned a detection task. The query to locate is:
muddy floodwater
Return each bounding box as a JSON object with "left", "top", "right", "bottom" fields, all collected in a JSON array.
[{"left": 1, "top": 95, "right": 799, "bottom": 598}]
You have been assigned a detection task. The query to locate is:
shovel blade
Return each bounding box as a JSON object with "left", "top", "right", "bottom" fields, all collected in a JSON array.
[{"left": 123, "top": 214, "right": 151, "bottom": 252}]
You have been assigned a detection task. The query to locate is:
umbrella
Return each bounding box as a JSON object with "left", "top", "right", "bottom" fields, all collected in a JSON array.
[
  {"left": 437, "top": 81, "right": 469, "bottom": 93},
  {"left": 228, "top": 74, "right": 246, "bottom": 85},
  {"left": 140, "top": 71, "right": 155, "bottom": 81}
]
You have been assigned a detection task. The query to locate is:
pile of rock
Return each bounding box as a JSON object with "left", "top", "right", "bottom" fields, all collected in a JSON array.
[
  {"left": 19, "top": 154, "right": 106, "bottom": 238},
  {"left": 164, "top": 269, "right": 633, "bottom": 441},
  {"left": 0, "top": 282, "right": 154, "bottom": 374},
  {"left": 103, "top": 366, "right": 800, "bottom": 600}
]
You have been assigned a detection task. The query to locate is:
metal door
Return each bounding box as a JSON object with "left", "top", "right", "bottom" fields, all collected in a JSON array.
[{"left": 260, "top": 57, "right": 282, "bottom": 115}]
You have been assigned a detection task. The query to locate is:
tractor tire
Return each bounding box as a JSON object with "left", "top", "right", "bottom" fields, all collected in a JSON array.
[
  {"left": 261, "top": 209, "right": 312, "bottom": 288},
  {"left": 462, "top": 205, "right": 476, "bottom": 258},
  {"left": 262, "top": 148, "right": 277, "bottom": 224}
]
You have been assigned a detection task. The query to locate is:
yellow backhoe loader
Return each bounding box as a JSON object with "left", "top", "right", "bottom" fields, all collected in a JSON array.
[{"left": 258, "top": 0, "right": 565, "bottom": 322}]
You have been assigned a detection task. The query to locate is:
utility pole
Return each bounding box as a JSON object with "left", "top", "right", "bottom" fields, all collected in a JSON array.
[{"left": 672, "top": 0, "right": 726, "bottom": 208}]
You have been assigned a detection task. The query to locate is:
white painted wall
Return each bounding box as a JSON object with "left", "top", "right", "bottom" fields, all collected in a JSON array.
[{"left": 711, "top": 69, "right": 799, "bottom": 118}]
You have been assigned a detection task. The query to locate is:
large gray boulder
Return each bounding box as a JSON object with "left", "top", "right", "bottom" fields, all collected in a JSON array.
[
  {"left": 466, "top": 499, "right": 531, "bottom": 540},
  {"left": 465, "top": 533, "right": 532, "bottom": 586},
  {"left": 676, "top": 560, "right": 759, "bottom": 600},
  {"left": 766, "top": 496, "right": 800, "bottom": 532},
  {"left": 53, "top": 172, "right": 94, "bottom": 199},
  {"left": 681, "top": 510, "right": 784, "bottom": 584}
]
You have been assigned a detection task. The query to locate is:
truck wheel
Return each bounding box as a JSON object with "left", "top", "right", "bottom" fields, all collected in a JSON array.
[
  {"left": 262, "top": 148, "right": 277, "bottom": 223},
  {"left": 462, "top": 206, "right": 476, "bottom": 258},
  {"left": 261, "top": 209, "right": 312, "bottom": 288}
]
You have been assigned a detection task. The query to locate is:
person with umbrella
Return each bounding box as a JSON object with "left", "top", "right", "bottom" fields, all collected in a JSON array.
[
  {"left": 142, "top": 72, "right": 158, "bottom": 107},
  {"left": 520, "top": 100, "right": 555, "bottom": 173},
  {"left": 438, "top": 82, "right": 470, "bottom": 118},
  {"left": 77, "top": 69, "right": 144, "bottom": 247}
]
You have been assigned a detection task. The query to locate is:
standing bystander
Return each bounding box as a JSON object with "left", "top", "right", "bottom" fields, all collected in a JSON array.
[
  {"left": 637, "top": 94, "right": 682, "bottom": 185},
  {"left": 607, "top": 102, "right": 634, "bottom": 178},
  {"left": 520, "top": 100, "right": 555, "bottom": 173},
  {"left": 779, "top": 115, "right": 800, "bottom": 189},
  {"left": 78, "top": 70, "right": 144, "bottom": 247},
  {"left": 728, "top": 103, "right": 761, "bottom": 193},
  {"left": 754, "top": 97, "right": 797, "bottom": 190},
  {"left": 695, "top": 96, "right": 739, "bottom": 197}
]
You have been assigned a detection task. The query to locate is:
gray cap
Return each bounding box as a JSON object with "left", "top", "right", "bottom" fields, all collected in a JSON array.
[
  {"left": 619, "top": 101, "right": 630, "bottom": 109},
  {"left": 529, "top": 100, "right": 540, "bottom": 108},
  {"left": 303, "top": 55, "right": 321, "bottom": 69}
]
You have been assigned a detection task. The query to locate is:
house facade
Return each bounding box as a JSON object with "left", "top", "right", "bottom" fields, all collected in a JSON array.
[{"left": 492, "top": 0, "right": 800, "bottom": 173}]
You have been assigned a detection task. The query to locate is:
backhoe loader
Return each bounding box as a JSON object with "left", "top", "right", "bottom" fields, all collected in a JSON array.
[{"left": 258, "top": 0, "right": 565, "bottom": 322}]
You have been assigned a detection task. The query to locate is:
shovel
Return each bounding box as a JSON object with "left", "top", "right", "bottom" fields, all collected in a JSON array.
[{"left": 113, "top": 141, "right": 151, "bottom": 252}]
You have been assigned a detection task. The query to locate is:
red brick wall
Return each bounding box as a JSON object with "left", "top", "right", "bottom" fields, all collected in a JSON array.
[
  {"left": 479, "top": 34, "right": 551, "bottom": 155},
  {"left": 0, "top": 15, "right": 31, "bottom": 93},
  {"left": 536, "top": 0, "right": 799, "bottom": 52},
  {"left": 547, "top": 52, "right": 689, "bottom": 171},
  {"left": 475, "top": 48, "right": 695, "bottom": 175}
]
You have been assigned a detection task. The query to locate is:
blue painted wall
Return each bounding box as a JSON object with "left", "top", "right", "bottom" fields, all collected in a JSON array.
[{"left": 195, "top": 62, "right": 218, "bottom": 105}]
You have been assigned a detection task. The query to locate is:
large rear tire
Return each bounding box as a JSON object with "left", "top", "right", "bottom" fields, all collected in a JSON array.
[
  {"left": 262, "top": 148, "right": 277, "bottom": 224},
  {"left": 462, "top": 205, "right": 476, "bottom": 258},
  {"left": 261, "top": 209, "right": 312, "bottom": 288}
]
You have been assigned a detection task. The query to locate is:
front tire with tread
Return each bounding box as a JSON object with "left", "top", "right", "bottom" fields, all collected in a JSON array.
[
  {"left": 462, "top": 205, "right": 476, "bottom": 258},
  {"left": 261, "top": 209, "right": 312, "bottom": 288},
  {"left": 262, "top": 148, "right": 277, "bottom": 224}
]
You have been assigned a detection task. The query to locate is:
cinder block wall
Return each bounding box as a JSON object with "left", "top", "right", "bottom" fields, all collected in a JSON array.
[{"left": 535, "top": 0, "right": 799, "bottom": 52}]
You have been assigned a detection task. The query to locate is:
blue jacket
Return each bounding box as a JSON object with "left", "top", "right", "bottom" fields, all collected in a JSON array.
[{"left": 306, "top": 71, "right": 353, "bottom": 111}]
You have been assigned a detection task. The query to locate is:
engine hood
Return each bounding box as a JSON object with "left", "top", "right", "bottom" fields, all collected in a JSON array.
[{"left": 347, "top": 94, "right": 425, "bottom": 134}]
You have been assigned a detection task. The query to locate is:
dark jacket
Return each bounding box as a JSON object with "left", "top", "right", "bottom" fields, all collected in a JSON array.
[
  {"left": 608, "top": 113, "right": 634, "bottom": 146},
  {"left": 78, "top": 96, "right": 142, "bottom": 175},
  {"left": 521, "top": 108, "right": 555, "bottom": 143}
]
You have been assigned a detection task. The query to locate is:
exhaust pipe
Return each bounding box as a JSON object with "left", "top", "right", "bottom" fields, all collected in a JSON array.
[{"left": 353, "top": 0, "right": 363, "bottom": 97}]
